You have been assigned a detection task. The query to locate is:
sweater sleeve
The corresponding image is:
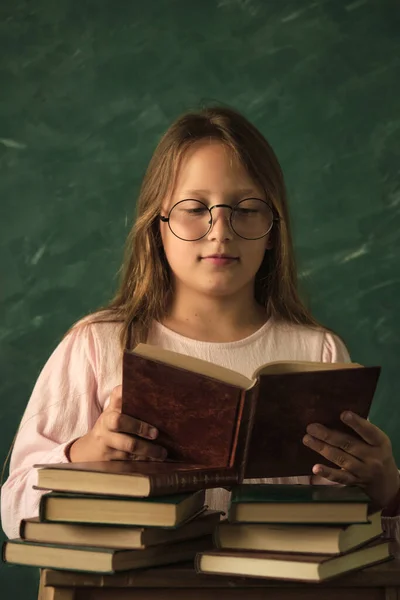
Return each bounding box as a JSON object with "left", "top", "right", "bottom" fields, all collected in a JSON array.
[
  {"left": 1, "top": 323, "right": 101, "bottom": 539},
  {"left": 322, "top": 332, "right": 351, "bottom": 363}
]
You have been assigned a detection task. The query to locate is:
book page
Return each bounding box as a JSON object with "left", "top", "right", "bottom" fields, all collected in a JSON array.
[
  {"left": 132, "top": 344, "right": 253, "bottom": 388},
  {"left": 252, "top": 360, "right": 362, "bottom": 379}
]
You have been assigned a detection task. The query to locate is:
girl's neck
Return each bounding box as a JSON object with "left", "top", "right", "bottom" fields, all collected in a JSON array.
[{"left": 162, "top": 291, "right": 268, "bottom": 343}]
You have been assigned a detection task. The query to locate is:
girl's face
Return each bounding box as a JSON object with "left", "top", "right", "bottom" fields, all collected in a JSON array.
[{"left": 160, "top": 140, "right": 272, "bottom": 301}]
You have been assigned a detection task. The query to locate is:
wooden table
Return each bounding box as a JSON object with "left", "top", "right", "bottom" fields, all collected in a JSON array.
[{"left": 38, "top": 558, "right": 400, "bottom": 600}]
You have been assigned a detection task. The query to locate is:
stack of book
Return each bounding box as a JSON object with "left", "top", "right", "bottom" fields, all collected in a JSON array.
[
  {"left": 2, "top": 461, "right": 221, "bottom": 574},
  {"left": 196, "top": 484, "right": 393, "bottom": 582}
]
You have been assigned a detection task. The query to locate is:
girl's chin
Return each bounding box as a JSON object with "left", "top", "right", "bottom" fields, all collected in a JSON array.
[{"left": 194, "top": 281, "right": 246, "bottom": 298}]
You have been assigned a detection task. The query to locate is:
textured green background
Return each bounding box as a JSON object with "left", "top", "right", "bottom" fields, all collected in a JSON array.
[{"left": 1, "top": 0, "right": 399, "bottom": 596}]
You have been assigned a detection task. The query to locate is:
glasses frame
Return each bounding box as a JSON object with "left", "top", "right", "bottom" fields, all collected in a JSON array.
[{"left": 160, "top": 198, "right": 280, "bottom": 241}]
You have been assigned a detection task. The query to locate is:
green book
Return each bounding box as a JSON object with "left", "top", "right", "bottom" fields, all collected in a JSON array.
[
  {"left": 20, "top": 510, "right": 221, "bottom": 549},
  {"left": 229, "top": 484, "right": 372, "bottom": 525},
  {"left": 196, "top": 538, "right": 392, "bottom": 583},
  {"left": 2, "top": 535, "right": 212, "bottom": 573},
  {"left": 39, "top": 489, "right": 205, "bottom": 528}
]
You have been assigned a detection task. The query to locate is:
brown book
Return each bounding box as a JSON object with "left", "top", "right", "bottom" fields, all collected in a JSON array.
[
  {"left": 20, "top": 510, "right": 221, "bottom": 550},
  {"left": 2, "top": 535, "right": 212, "bottom": 574},
  {"left": 195, "top": 538, "right": 393, "bottom": 582},
  {"left": 122, "top": 343, "right": 380, "bottom": 478},
  {"left": 35, "top": 460, "right": 237, "bottom": 497},
  {"left": 214, "top": 510, "right": 383, "bottom": 555}
]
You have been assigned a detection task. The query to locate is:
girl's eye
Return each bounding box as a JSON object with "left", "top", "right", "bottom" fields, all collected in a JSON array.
[
  {"left": 235, "top": 208, "right": 258, "bottom": 216},
  {"left": 182, "top": 207, "right": 208, "bottom": 216}
]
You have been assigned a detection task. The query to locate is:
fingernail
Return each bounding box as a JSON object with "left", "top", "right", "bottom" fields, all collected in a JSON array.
[
  {"left": 307, "top": 424, "right": 318, "bottom": 435},
  {"left": 149, "top": 427, "right": 158, "bottom": 439},
  {"left": 342, "top": 411, "right": 352, "bottom": 422},
  {"left": 303, "top": 435, "right": 312, "bottom": 445}
]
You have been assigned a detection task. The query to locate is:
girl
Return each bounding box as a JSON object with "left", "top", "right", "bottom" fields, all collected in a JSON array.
[{"left": 2, "top": 106, "right": 399, "bottom": 540}]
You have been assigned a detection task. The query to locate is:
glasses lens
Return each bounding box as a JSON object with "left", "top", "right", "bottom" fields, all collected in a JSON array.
[
  {"left": 168, "top": 200, "right": 211, "bottom": 241},
  {"left": 231, "top": 199, "right": 274, "bottom": 239}
]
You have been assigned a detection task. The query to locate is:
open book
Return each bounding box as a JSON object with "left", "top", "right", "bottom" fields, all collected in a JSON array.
[
  {"left": 122, "top": 343, "right": 380, "bottom": 480},
  {"left": 36, "top": 347, "right": 380, "bottom": 498}
]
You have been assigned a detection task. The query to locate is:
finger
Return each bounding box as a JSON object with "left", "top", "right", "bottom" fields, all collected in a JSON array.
[
  {"left": 106, "top": 411, "right": 158, "bottom": 440},
  {"left": 340, "top": 412, "right": 389, "bottom": 447},
  {"left": 311, "top": 464, "right": 359, "bottom": 486},
  {"left": 105, "top": 385, "right": 123, "bottom": 412},
  {"left": 106, "top": 431, "right": 167, "bottom": 461},
  {"left": 106, "top": 449, "right": 131, "bottom": 461},
  {"left": 102, "top": 448, "right": 160, "bottom": 462},
  {"left": 303, "top": 434, "right": 367, "bottom": 478},
  {"left": 306, "top": 424, "right": 369, "bottom": 462},
  {"left": 105, "top": 449, "right": 159, "bottom": 462}
]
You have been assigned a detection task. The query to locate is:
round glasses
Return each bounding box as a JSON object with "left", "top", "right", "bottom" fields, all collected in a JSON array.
[{"left": 160, "top": 199, "right": 278, "bottom": 241}]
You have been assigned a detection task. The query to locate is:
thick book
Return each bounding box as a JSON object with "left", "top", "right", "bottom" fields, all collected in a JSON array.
[
  {"left": 122, "top": 343, "right": 380, "bottom": 478},
  {"left": 35, "top": 460, "right": 237, "bottom": 497},
  {"left": 195, "top": 538, "right": 393, "bottom": 582},
  {"left": 228, "top": 484, "right": 372, "bottom": 524},
  {"left": 39, "top": 489, "right": 205, "bottom": 527},
  {"left": 20, "top": 510, "right": 221, "bottom": 550},
  {"left": 214, "top": 510, "right": 383, "bottom": 555},
  {"left": 2, "top": 535, "right": 212, "bottom": 574}
]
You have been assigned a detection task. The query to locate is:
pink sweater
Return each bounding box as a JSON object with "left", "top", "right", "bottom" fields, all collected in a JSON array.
[{"left": 2, "top": 318, "right": 399, "bottom": 540}]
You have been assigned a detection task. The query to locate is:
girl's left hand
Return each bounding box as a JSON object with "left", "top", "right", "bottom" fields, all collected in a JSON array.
[{"left": 303, "top": 411, "right": 400, "bottom": 509}]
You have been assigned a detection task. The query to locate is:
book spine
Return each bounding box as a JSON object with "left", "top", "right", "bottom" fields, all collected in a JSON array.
[
  {"left": 19, "top": 519, "right": 27, "bottom": 539},
  {"left": 1, "top": 542, "right": 7, "bottom": 564},
  {"left": 212, "top": 524, "right": 222, "bottom": 549},
  {"left": 38, "top": 494, "right": 49, "bottom": 522},
  {"left": 194, "top": 551, "right": 204, "bottom": 575},
  {"left": 237, "top": 385, "right": 259, "bottom": 482},
  {"left": 226, "top": 388, "right": 248, "bottom": 469},
  {"left": 149, "top": 470, "right": 238, "bottom": 496}
]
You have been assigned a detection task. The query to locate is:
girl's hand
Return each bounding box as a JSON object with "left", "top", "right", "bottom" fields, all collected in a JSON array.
[
  {"left": 303, "top": 411, "right": 400, "bottom": 509},
  {"left": 69, "top": 385, "right": 167, "bottom": 462}
]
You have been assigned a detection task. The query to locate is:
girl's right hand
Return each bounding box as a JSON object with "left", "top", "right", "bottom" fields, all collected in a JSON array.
[{"left": 69, "top": 385, "right": 167, "bottom": 462}]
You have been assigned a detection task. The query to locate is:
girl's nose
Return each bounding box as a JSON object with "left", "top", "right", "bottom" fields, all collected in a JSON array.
[{"left": 207, "top": 206, "right": 234, "bottom": 241}]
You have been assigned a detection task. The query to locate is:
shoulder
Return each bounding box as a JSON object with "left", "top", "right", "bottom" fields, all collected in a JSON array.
[
  {"left": 65, "top": 312, "right": 124, "bottom": 363},
  {"left": 266, "top": 320, "right": 350, "bottom": 363},
  {"left": 322, "top": 331, "right": 351, "bottom": 363},
  {"left": 70, "top": 312, "right": 124, "bottom": 337}
]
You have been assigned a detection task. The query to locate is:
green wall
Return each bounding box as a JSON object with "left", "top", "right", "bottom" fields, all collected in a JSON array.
[{"left": 1, "top": 1, "right": 399, "bottom": 597}]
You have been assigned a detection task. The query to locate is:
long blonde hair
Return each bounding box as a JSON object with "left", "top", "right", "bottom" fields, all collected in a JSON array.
[{"left": 90, "top": 105, "right": 323, "bottom": 348}]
